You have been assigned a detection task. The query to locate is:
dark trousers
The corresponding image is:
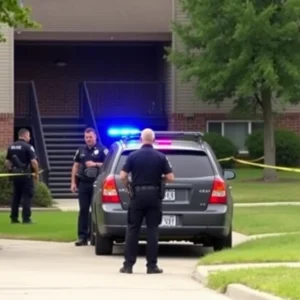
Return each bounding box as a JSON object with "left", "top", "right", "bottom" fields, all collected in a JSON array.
[
  {"left": 11, "top": 177, "right": 34, "bottom": 222},
  {"left": 78, "top": 181, "right": 93, "bottom": 241},
  {"left": 124, "top": 190, "right": 162, "bottom": 268}
]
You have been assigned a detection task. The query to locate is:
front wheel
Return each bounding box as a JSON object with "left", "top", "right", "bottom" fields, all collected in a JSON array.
[{"left": 212, "top": 229, "right": 232, "bottom": 252}]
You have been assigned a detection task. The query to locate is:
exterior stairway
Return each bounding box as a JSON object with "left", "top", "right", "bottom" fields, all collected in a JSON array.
[{"left": 42, "top": 117, "right": 87, "bottom": 199}]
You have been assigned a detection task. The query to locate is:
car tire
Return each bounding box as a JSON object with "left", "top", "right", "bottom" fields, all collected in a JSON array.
[
  {"left": 95, "top": 227, "right": 113, "bottom": 255},
  {"left": 212, "top": 229, "right": 232, "bottom": 252},
  {"left": 90, "top": 217, "right": 96, "bottom": 246}
]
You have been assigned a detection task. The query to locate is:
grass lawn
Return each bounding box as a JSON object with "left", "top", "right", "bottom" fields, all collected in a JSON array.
[
  {"left": 207, "top": 266, "right": 300, "bottom": 300},
  {"left": 231, "top": 168, "right": 300, "bottom": 203},
  {"left": 0, "top": 211, "right": 78, "bottom": 242},
  {"left": 233, "top": 205, "right": 300, "bottom": 235},
  {"left": 199, "top": 233, "right": 300, "bottom": 265}
]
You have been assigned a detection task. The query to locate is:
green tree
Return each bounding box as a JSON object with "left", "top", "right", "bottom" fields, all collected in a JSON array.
[
  {"left": 167, "top": 0, "right": 300, "bottom": 181},
  {"left": 0, "top": 0, "right": 39, "bottom": 42}
]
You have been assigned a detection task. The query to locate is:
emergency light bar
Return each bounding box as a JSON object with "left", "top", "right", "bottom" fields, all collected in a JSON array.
[
  {"left": 107, "top": 127, "right": 140, "bottom": 137},
  {"left": 117, "top": 130, "right": 204, "bottom": 144}
]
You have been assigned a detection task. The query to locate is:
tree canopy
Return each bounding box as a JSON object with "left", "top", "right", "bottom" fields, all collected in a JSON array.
[
  {"left": 0, "top": 0, "right": 39, "bottom": 42},
  {"left": 167, "top": 0, "right": 300, "bottom": 181}
]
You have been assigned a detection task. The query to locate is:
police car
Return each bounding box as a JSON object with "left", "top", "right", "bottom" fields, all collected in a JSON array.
[{"left": 90, "top": 129, "right": 235, "bottom": 255}]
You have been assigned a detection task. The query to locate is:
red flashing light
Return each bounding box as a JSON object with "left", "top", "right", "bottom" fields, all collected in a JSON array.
[
  {"left": 209, "top": 177, "right": 227, "bottom": 204},
  {"left": 102, "top": 175, "right": 120, "bottom": 203},
  {"left": 156, "top": 139, "right": 172, "bottom": 145}
]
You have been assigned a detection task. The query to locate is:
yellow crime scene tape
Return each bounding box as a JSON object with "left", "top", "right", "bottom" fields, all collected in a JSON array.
[
  {"left": 218, "top": 156, "right": 264, "bottom": 163},
  {"left": 218, "top": 156, "right": 300, "bottom": 173},
  {"left": 0, "top": 169, "right": 44, "bottom": 178},
  {"left": 1, "top": 156, "right": 299, "bottom": 177}
]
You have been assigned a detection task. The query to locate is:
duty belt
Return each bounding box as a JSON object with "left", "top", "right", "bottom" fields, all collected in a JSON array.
[{"left": 134, "top": 186, "right": 160, "bottom": 192}]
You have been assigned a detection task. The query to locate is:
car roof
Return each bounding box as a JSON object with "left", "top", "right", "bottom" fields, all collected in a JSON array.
[{"left": 117, "top": 139, "right": 207, "bottom": 152}]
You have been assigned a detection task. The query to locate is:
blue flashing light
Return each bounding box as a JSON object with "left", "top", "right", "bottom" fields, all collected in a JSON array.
[{"left": 107, "top": 127, "right": 141, "bottom": 137}]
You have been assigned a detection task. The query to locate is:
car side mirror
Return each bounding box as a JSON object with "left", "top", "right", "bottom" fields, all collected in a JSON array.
[{"left": 224, "top": 170, "right": 236, "bottom": 180}]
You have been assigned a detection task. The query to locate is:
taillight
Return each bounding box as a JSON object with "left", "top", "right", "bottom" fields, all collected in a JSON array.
[
  {"left": 102, "top": 175, "right": 120, "bottom": 203},
  {"left": 209, "top": 176, "right": 227, "bottom": 204}
]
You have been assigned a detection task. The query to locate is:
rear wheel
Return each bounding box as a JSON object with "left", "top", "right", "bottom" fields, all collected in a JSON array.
[
  {"left": 90, "top": 217, "right": 96, "bottom": 246},
  {"left": 212, "top": 229, "right": 232, "bottom": 252},
  {"left": 95, "top": 227, "right": 113, "bottom": 255}
]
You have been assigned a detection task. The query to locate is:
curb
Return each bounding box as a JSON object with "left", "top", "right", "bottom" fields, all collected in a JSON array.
[
  {"left": 234, "top": 202, "right": 300, "bottom": 206},
  {"left": 192, "top": 267, "right": 208, "bottom": 286},
  {"left": 226, "top": 284, "right": 284, "bottom": 300},
  {"left": 192, "top": 267, "right": 284, "bottom": 300}
]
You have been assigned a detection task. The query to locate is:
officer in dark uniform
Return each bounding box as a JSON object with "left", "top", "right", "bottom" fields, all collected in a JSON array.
[
  {"left": 71, "top": 127, "right": 108, "bottom": 246},
  {"left": 5, "top": 128, "right": 39, "bottom": 224},
  {"left": 119, "top": 128, "right": 175, "bottom": 274}
]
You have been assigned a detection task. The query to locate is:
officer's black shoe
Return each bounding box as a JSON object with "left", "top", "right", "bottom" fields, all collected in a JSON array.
[
  {"left": 75, "top": 239, "right": 88, "bottom": 246},
  {"left": 11, "top": 219, "right": 20, "bottom": 224},
  {"left": 22, "top": 220, "right": 35, "bottom": 224},
  {"left": 147, "top": 266, "right": 163, "bottom": 274},
  {"left": 119, "top": 266, "right": 133, "bottom": 274}
]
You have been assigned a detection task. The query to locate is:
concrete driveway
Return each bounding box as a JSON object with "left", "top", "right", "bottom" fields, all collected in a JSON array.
[{"left": 0, "top": 238, "right": 241, "bottom": 300}]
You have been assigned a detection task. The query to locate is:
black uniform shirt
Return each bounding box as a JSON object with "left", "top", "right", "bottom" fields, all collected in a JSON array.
[
  {"left": 122, "top": 144, "right": 173, "bottom": 187},
  {"left": 73, "top": 144, "right": 108, "bottom": 165},
  {"left": 6, "top": 139, "right": 37, "bottom": 167}
]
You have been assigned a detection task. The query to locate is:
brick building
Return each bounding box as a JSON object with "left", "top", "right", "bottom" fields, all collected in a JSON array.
[{"left": 0, "top": 0, "right": 299, "bottom": 197}]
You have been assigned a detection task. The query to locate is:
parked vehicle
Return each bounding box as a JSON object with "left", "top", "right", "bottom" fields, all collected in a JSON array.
[{"left": 90, "top": 130, "right": 235, "bottom": 255}]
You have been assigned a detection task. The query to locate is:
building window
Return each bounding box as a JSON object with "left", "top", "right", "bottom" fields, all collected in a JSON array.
[{"left": 206, "top": 121, "right": 264, "bottom": 153}]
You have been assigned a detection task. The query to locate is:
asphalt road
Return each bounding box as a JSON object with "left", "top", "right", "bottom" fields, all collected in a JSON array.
[{"left": 0, "top": 239, "right": 233, "bottom": 300}]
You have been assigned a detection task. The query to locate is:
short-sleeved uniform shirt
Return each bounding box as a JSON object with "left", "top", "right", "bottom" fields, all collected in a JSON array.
[
  {"left": 6, "top": 139, "right": 37, "bottom": 169},
  {"left": 122, "top": 144, "right": 173, "bottom": 187},
  {"left": 73, "top": 144, "right": 108, "bottom": 166}
]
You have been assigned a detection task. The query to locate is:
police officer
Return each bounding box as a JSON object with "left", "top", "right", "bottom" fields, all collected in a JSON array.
[
  {"left": 119, "top": 128, "right": 175, "bottom": 274},
  {"left": 5, "top": 128, "right": 39, "bottom": 224},
  {"left": 71, "top": 127, "right": 108, "bottom": 246}
]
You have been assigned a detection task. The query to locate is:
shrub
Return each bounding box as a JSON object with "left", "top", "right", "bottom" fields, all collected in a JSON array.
[
  {"left": 0, "top": 151, "right": 53, "bottom": 207},
  {"left": 202, "top": 132, "right": 239, "bottom": 168},
  {"left": 245, "top": 129, "right": 300, "bottom": 167}
]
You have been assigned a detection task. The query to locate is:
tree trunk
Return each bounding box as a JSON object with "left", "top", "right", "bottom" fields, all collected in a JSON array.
[{"left": 261, "top": 89, "right": 277, "bottom": 181}]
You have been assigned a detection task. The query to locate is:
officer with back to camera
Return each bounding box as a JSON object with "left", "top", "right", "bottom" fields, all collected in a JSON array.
[
  {"left": 71, "top": 127, "right": 108, "bottom": 246},
  {"left": 119, "top": 128, "right": 175, "bottom": 274},
  {"left": 5, "top": 128, "right": 39, "bottom": 224}
]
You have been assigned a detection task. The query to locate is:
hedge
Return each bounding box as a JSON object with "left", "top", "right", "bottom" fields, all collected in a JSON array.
[
  {"left": 0, "top": 151, "right": 53, "bottom": 207},
  {"left": 203, "top": 132, "right": 238, "bottom": 168},
  {"left": 245, "top": 129, "right": 300, "bottom": 167}
]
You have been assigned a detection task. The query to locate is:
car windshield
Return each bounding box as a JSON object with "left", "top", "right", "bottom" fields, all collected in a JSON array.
[{"left": 115, "top": 149, "right": 215, "bottom": 178}]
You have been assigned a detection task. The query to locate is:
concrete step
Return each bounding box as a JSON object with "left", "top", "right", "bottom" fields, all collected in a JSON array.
[
  {"left": 52, "top": 193, "right": 78, "bottom": 199},
  {"left": 44, "top": 132, "right": 83, "bottom": 137},
  {"left": 49, "top": 177, "right": 70, "bottom": 182},
  {"left": 50, "top": 166, "right": 71, "bottom": 171},
  {"left": 43, "top": 124, "right": 86, "bottom": 129},
  {"left": 49, "top": 182, "right": 70, "bottom": 188},
  {"left": 49, "top": 171, "right": 71, "bottom": 176},
  {"left": 50, "top": 160, "right": 73, "bottom": 166},
  {"left": 46, "top": 138, "right": 82, "bottom": 143},
  {"left": 48, "top": 155, "right": 74, "bottom": 160},
  {"left": 46, "top": 144, "right": 82, "bottom": 149},
  {"left": 48, "top": 149, "right": 76, "bottom": 154}
]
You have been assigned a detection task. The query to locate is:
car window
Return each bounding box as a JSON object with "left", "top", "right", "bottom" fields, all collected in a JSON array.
[
  {"left": 102, "top": 145, "right": 115, "bottom": 171},
  {"left": 115, "top": 149, "right": 215, "bottom": 178},
  {"left": 205, "top": 142, "right": 223, "bottom": 174}
]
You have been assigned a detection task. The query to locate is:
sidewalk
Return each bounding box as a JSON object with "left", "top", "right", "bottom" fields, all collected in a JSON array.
[{"left": 1, "top": 198, "right": 297, "bottom": 300}]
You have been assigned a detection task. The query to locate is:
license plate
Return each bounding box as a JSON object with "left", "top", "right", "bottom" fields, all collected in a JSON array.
[
  {"left": 163, "top": 189, "right": 176, "bottom": 201},
  {"left": 160, "top": 215, "right": 176, "bottom": 227}
]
